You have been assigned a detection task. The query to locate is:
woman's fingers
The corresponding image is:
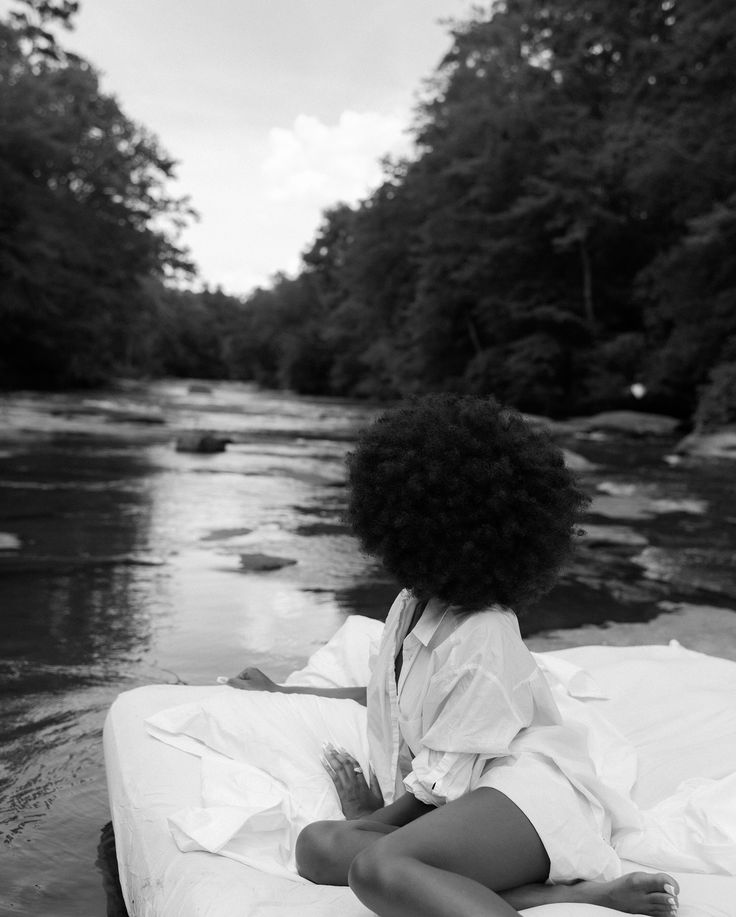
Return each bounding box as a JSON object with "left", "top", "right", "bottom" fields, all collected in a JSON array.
[
  {"left": 237, "top": 666, "right": 260, "bottom": 680},
  {"left": 218, "top": 667, "right": 276, "bottom": 691},
  {"left": 321, "top": 746, "right": 347, "bottom": 788},
  {"left": 321, "top": 744, "right": 366, "bottom": 788},
  {"left": 225, "top": 677, "right": 256, "bottom": 689}
]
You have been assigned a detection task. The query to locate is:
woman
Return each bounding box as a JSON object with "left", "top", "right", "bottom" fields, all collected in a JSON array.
[{"left": 229, "top": 395, "right": 679, "bottom": 917}]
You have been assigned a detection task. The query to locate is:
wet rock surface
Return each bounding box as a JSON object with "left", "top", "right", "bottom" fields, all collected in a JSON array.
[
  {"left": 676, "top": 428, "right": 736, "bottom": 459},
  {"left": 568, "top": 410, "right": 682, "bottom": 437},
  {"left": 238, "top": 553, "right": 298, "bottom": 572},
  {"left": 578, "top": 524, "right": 648, "bottom": 547},
  {"left": 175, "top": 432, "right": 231, "bottom": 453},
  {"left": 200, "top": 527, "right": 254, "bottom": 541},
  {"left": 0, "top": 532, "right": 21, "bottom": 550}
]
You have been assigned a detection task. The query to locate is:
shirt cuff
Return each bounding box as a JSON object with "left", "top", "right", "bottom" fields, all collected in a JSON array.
[{"left": 403, "top": 770, "right": 442, "bottom": 806}]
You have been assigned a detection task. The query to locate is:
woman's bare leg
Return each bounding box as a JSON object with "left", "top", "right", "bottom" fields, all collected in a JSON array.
[
  {"left": 296, "top": 818, "right": 398, "bottom": 885},
  {"left": 347, "top": 788, "right": 547, "bottom": 917},
  {"left": 505, "top": 874, "right": 679, "bottom": 913},
  {"left": 346, "top": 788, "right": 678, "bottom": 917},
  {"left": 301, "top": 765, "right": 680, "bottom": 915}
]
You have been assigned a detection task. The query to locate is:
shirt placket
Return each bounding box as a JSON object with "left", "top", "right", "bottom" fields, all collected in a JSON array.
[
  {"left": 386, "top": 593, "right": 411, "bottom": 797},
  {"left": 397, "top": 638, "right": 422, "bottom": 703}
]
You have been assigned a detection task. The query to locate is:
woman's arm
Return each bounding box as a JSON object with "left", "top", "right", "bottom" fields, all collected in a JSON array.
[
  {"left": 323, "top": 746, "right": 433, "bottom": 825},
  {"left": 282, "top": 684, "right": 367, "bottom": 705},
  {"left": 224, "top": 667, "right": 367, "bottom": 706}
]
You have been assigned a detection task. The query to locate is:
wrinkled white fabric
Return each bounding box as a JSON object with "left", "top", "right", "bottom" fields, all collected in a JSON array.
[
  {"left": 366, "top": 590, "right": 736, "bottom": 883},
  {"left": 144, "top": 602, "right": 736, "bottom": 886},
  {"left": 146, "top": 690, "right": 370, "bottom": 877}
]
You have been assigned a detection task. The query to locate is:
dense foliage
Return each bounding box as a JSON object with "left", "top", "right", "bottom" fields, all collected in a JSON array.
[
  {"left": 0, "top": 0, "right": 195, "bottom": 386},
  {"left": 2, "top": 0, "right": 735, "bottom": 424},
  {"left": 236, "top": 0, "right": 736, "bottom": 420}
]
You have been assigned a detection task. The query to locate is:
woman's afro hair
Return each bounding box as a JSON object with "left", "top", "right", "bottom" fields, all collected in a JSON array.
[{"left": 346, "top": 394, "right": 589, "bottom": 611}]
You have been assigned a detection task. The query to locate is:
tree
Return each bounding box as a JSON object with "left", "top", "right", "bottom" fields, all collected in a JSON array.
[
  {"left": 0, "top": 0, "right": 194, "bottom": 386},
  {"left": 207, "top": 0, "right": 736, "bottom": 421}
]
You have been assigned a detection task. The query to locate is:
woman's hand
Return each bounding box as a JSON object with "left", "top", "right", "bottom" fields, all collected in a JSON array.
[
  {"left": 321, "top": 743, "right": 384, "bottom": 819},
  {"left": 220, "top": 667, "right": 279, "bottom": 691}
]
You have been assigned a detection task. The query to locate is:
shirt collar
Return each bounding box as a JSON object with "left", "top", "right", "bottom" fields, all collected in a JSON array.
[{"left": 408, "top": 596, "right": 451, "bottom": 647}]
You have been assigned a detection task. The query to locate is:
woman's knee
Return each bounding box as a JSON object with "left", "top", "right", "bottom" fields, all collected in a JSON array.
[
  {"left": 295, "top": 820, "right": 341, "bottom": 883},
  {"left": 348, "top": 844, "right": 405, "bottom": 904}
]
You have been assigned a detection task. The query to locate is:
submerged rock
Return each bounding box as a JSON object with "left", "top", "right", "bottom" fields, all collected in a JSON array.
[
  {"left": 0, "top": 532, "right": 21, "bottom": 550},
  {"left": 201, "top": 527, "right": 253, "bottom": 541},
  {"left": 238, "top": 553, "right": 297, "bottom": 572},
  {"left": 578, "top": 524, "right": 648, "bottom": 547},
  {"left": 675, "top": 428, "right": 736, "bottom": 459},
  {"left": 526, "top": 601, "right": 736, "bottom": 661},
  {"left": 570, "top": 411, "right": 681, "bottom": 437},
  {"left": 631, "top": 546, "right": 736, "bottom": 599},
  {"left": 175, "top": 433, "right": 231, "bottom": 453},
  {"left": 591, "top": 483, "right": 707, "bottom": 520},
  {"left": 561, "top": 448, "right": 598, "bottom": 471}
]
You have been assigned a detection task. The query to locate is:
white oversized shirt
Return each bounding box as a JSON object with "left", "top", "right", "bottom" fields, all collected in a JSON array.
[{"left": 366, "top": 589, "right": 562, "bottom": 806}]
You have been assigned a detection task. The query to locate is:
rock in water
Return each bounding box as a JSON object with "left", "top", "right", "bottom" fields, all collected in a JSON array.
[
  {"left": 175, "top": 433, "right": 231, "bottom": 453},
  {"left": 578, "top": 524, "right": 648, "bottom": 547},
  {"left": 675, "top": 429, "right": 736, "bottom": 459},
  {"left": 561, "top": 449, "right": 598, "bottom": 471},
  {"left": 238, "top": 553, "right": 297, "bottom": 572},
  {"left": 571, "top": 411, "right": 681, "bottom": 437},
  {"left": 201, "top": 527, "right": 253, "bottom": 541},
  {"left": 0, "top": 533, "right": 21, "bottom": 550}
]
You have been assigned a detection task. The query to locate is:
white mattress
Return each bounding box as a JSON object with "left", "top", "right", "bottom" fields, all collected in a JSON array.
[{"left": 104, "top": 620, "right": 736, "bottom": 917}]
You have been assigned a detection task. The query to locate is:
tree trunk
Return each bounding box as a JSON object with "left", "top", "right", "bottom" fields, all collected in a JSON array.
[{"left": 579, "top": 238, "right": 595, "bottom": 329}]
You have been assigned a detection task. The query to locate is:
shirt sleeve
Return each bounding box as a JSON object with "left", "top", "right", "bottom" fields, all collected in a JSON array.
[{"left": 404, "top": 652, "right": 537, "bottom": 806}]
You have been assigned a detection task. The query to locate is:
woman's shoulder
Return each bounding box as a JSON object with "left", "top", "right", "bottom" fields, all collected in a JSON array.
[
  {"left": 439, "top": 603, "right": 523, "bottom": 656},
  {"left": 451, "top": 603, "right": 519, "bottom": 632}
]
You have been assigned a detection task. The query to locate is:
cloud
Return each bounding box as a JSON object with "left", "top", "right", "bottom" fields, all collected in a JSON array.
[{"left": 262, "top": 109, "right": 414, "bottom": 207}]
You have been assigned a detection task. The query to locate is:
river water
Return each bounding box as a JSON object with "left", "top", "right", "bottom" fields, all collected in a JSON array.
[{"left": 0, "top": 381, "right": 734, "bottom": 916}]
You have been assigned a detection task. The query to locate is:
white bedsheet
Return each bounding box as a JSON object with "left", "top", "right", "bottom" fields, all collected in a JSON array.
[{"left": 104, "top": 617, "right": 736, "bottom": 917}]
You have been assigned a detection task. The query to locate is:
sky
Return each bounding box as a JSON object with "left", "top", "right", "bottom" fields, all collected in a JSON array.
[{"left": 24, "top": 0, "right": 476, "bottom": 295}]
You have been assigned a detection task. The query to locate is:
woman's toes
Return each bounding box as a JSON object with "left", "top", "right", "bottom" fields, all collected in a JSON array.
[
  {"left": 662, "top": 877, "right": 680, "bottom": 896},
  {"left": 648, "top": 872, "right": 679, "bottom": 895},
  {"left": 647, "top": 892, "right": 677, "bottom": 907},
  {"left": 630, "top": 871, "right": 675, "bottom": 895}
]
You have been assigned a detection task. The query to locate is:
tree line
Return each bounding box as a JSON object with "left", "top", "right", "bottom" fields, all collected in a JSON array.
[{"left": 2, "top": 0, "right": 735, "bottom": 425}]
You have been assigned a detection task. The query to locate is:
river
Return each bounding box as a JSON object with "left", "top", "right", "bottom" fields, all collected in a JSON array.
[{"left": 0, "top": 381, "right": 734, "bottom": 916}]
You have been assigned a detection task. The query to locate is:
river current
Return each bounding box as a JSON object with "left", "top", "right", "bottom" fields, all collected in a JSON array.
[{"left": 0, "top": 381, "right": 734, "bottom": 916}]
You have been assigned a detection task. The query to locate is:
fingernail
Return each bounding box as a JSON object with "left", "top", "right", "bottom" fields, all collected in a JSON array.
[
  {"left": 664, "top": 884, "right": 675, "bottom": 896},
  {"left": 216, "top": 676, "right": 229, "bottom": 684}
]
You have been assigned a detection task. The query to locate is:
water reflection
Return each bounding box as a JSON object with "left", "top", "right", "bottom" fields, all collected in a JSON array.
[
  {"left": 0, "top": 383, "right": 734, "bottom": 916},
  {"left": 0, "top": 436, "right": 163, "bottom": 913}
]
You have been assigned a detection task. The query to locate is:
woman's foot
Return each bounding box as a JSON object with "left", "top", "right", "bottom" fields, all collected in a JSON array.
[
  {"left": 321, "top": 744, "right": 383, "bottom": 819},
  {"left": 506, "top": 872, "right": 679, "bottom": 915},
  {"left": 570, "top": 872, "right": 679, "bottom": 915}
]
